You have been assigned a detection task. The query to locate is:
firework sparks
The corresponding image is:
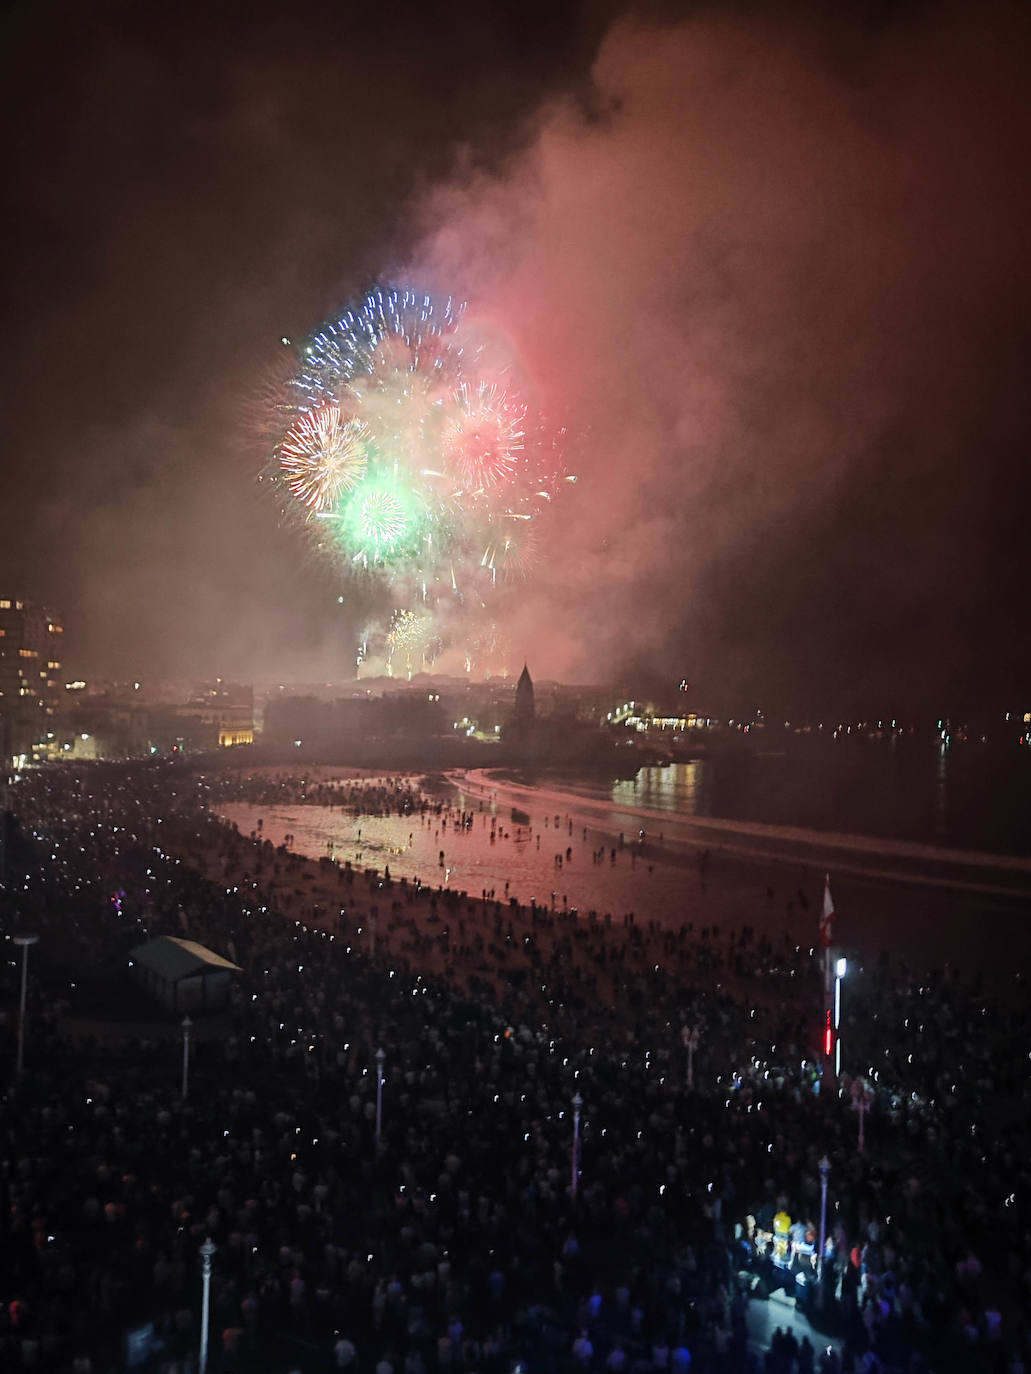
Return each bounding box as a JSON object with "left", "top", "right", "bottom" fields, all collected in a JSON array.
[
  {"left": 387, "top": 608, "right": 431, "bottom": 677},
  {"left": 480, "top": 516, "right": 539, "bottom": 582},
  {"left": 294, "top": 287, "right": 463, "bottom": 414},
  {"left": 265, "top": 285, "right": 571, "bottom": 664},
  {"left": 332, "top": 484, "right": 415, "bottom": 564},
  {"left": 442, "top": 381, "right": 525, "bottom": 495},
  {"left": 279, "top": 406, "right": 369, "bottom": 512}
]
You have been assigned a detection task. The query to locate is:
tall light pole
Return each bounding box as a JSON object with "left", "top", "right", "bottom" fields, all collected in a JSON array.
[
  {"left": 852, "top": 1078, "right": 873, "bottom": 1152},
  {"left": 13, "top": 934, "right": 38, "bottom": 1079},
  {"left": 682, "top": 1026, "right": 700, "bottom": 1091},
  {"left": 820, "top": 876, "right": 835, "bottom": 1080},
  {"left": 817, "top": 1156, "right": 830, "bottom": 1304},
  {"left": 571, "top": 1091, "right": 583, "bottom": 1199},
  {"left": 181, "top": 1016, "right": 192, "bottom": 1100},
  {"left": 375, "top": 1047, "right": 385, "bottom": 1147},
  {"left": 834, "top": 958, "right": 846, "bottom": 1080},
  {"left": 0, "top": 740, "right": 9, "bottom": 888},
  {"left": 198, "top": 1237, "right": 215, "bottom": 1374}
]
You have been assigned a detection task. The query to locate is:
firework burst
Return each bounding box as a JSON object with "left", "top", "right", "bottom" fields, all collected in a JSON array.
[
  {"left": 265, "top": 285, "right": 572, "bottom": 666},
  {"left": 480, "top": 514, "right": 539, "bottom": 583},
  {"left": 387, "top": 608, "right": 431, "bottom": 677},
  {"left": 279, "top": 406, "right": 369, "bottom": 512},
  {"left": 442, "top": 381, "right": 525, "bottom": 495},
  {"left": 294, "top": 288, "right": 463, "bottom": 413}
]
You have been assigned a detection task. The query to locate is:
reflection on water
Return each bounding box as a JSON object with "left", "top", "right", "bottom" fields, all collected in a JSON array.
[
  {"left": 613, "top": 761, "right": 709, "bottom": 816},
  {"left": 935, "top": 743, "right": 949, "bottom": 846},
  {"left": 594, "top": 742, "right": 1031, "bottom": 857}
]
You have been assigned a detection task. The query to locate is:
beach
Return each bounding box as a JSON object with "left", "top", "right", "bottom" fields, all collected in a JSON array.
[{"left": 212, "top": 765, "right": 1031, "bottom": 981}]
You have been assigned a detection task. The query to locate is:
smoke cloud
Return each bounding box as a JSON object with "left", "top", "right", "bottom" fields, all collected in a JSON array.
[{"left": 408, "top": 3, "right": 1031, "bottom": 712}]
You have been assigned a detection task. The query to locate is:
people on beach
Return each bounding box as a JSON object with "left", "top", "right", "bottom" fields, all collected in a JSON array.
[{"left": 0, "top": 760, "right": 1026, "bottom": 1374}]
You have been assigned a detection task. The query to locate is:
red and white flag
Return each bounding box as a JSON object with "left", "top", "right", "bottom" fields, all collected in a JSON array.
[{"left": 819, "top": 875, "right": 834, "bottom": 948}]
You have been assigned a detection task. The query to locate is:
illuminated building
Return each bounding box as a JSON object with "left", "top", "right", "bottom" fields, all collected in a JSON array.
[
  {"left": 0, "top": 598, "right": 64, "bottom": 760},
  {"left": 606, "top": 697, "right": 714, "bottom": 733},
  {"left": 177, "top": 680, "right": 255, "bottom": 748}
]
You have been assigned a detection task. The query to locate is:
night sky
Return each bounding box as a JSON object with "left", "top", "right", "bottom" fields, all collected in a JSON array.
[{"left": 3, "top": 0, "right": 1029, "bottom": 718}]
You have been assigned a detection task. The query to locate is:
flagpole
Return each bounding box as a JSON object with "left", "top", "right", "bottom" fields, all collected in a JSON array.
[{"left": 821, "top": 874, "right": 836, "bottom": 1090}]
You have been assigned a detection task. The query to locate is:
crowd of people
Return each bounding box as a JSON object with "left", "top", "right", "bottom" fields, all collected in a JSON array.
[{"left": 0, "top": 759, "right": 1028, "bottom": 1374}]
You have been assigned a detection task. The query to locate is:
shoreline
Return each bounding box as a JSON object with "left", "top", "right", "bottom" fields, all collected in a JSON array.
[
  {"left": 212, "top": 765, "right": 1031, "bottom": 980},
  {"left": 455, "top": 768, "right": 1031, "bottom": 901}
]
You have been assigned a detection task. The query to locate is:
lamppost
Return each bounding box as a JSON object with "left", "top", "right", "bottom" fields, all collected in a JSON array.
[
  {"left": 13, "top": 934, "right": 38, "bottom": 1079},
  {"left": 820, "top": 876, "right": 835, "bottom": 1079},
  {"left": 571, "top": 1091, "right": 583, "bottom": 1199},
  {"left": 834, "top": 958, "right": 847, "bottom": 1080},
  {"left": 198, "top": 1237, "right": 216, "bottom": 1374},
  {"left": 375, "top": 1047, "right": 386, "bottom": 1147},
  {"left": 181, "top": 1016, "right": 192, "bottom": 1100},
  {"left": 817, "top": 1156, "right": 830, "bottom": 1304},
  {"left": 0, "top": 748, "right": 9, "bottom": 888},
  {"left": 851, "top": 1078, "right": 873, "bottom": 1152},
  {"left": 682, "top": 1026, "right": 700, "bottom": 1090}
]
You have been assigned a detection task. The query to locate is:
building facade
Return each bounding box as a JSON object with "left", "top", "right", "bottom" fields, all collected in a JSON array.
[
  {"left": 0, "top": 599, "right": 64, "bottom": 760},
  {"left": 176, "top": 680, "right": 255, "bottom": 748}
]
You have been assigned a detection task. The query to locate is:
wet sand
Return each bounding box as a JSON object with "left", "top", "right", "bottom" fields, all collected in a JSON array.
[{"left": 212, "top": 767, "right": 1031, "bottom": 982}]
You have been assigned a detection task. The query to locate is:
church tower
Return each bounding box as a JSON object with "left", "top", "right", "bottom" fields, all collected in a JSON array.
[
  {"left": 508, "top": 663, "right": 536, "bottom": 751},
  {"left": 513, "top": 662, "right": 535, "bottom": 727}
]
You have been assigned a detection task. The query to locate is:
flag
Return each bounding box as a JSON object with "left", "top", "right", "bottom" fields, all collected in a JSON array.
[{"left": 819, "top": 875, "right": 834, "bottom": 948}]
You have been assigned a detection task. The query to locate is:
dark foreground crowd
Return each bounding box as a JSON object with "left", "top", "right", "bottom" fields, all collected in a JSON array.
[{"left": 0, "top": 760, "right": 1029, "bottom": 1374}]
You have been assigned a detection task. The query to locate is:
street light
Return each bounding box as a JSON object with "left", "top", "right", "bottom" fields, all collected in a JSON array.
[
  {"left": 851, "top": 1077, "right": 873, "bottom": 1153},
  {"left": 181, "top": 1016, "right": 192, "bottom": 1100},
  {"left": 682, "top": 1026, "right": 700, "bottom": 1090},
  {"left": 571, "top": 1091, "right": 583, "bottom": 1199},
  {"left": 817, "top": 1156, "right": 830, "bottom": 1303},
  {"left": 375, "top": 1047, "right": 386, "bottom": 1146},
  {"left": 198, "top": 1237, "right": 216, "bottom": 1374},
  {"left": 834, "top": 958, "right": 847, "bottom": 1079},
  {"left": 13, "top": 934, "right": 38, "bottom": 1079}
]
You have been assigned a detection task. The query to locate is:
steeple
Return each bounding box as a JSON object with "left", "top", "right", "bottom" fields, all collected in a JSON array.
[{"left": 514, "top": 662, "right": 535, "bottom": 723}]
